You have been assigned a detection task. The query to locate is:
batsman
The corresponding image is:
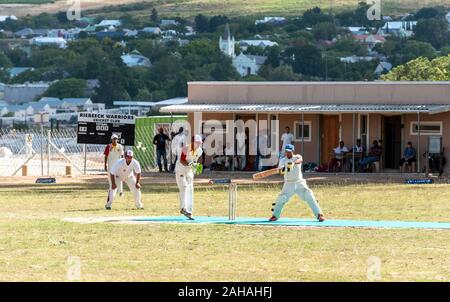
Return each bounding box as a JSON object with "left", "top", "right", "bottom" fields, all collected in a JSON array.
[{"left": 269, "top": 144, "right": 325, "bottom": 222}]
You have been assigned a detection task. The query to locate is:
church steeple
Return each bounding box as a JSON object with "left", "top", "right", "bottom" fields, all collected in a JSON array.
[{"left": 219, "top": 23, "right": 235, "bottom": 58}]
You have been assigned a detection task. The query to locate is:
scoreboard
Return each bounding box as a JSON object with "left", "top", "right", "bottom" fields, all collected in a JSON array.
[{"left": 77, "top": 113, "right": 136, "bottom": 146}]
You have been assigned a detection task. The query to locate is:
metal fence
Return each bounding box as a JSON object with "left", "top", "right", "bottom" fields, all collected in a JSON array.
[{"left": 0, "top": 128, "right": 105, "bottom": 177}]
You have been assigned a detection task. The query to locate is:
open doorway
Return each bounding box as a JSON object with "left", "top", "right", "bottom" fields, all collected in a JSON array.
[{"left": 383, "top": 116, "right": 402, "bottom": 169}]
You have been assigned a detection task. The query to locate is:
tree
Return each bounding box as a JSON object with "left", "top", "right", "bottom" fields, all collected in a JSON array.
[
  {"left": 150, "top": 8, "right": 158, "bottom": 23},
  {"left": 312, "top": 22, "right": 338, "bottom": 41},
  {"left": 266, "top": 65, "right": 301, "bottom": 81},
  {"left": 209, "top": 15, "right": 229, "bottom": 32},
  {"left": 43, "top": 78, "right": 87, "bottom": 98},
  {"left": 414, "top": 6, "right": 447, "bottom": 20},
  {"left": 0, "top": 53, "right": 13, "bottom": 68},
  {"left": 414, "top": 18, "right": 450, "bottom": 49},
  {"left": 94, "top": 66, "right": 130, "bottom": 106},
  {"left": 381, "top": 56, "right": 450, "bottom": 81},
  {"left": 285, "top": 44, "right": 324, "bottom": 76},
  {"left": 300, "top": 7, "right": 333, "bottom": 28},
  {"left": 195, "top": 14, "right": 209, "bottom": 33}
]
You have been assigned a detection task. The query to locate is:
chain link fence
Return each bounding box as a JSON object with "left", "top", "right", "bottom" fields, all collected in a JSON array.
[
  {"left": 0, "top": 116, "right": 188, "bottom": 176},
  {"left": 0, "top": 128, "right": 105, "bottom": 177}
]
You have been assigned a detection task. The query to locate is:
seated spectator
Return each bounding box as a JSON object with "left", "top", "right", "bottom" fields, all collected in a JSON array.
[
  {"left": 353, "top": 139, "right": 365, "bottom": 154},
  {"left": 399, "top": 142, "right": 417, "bottom": 168},
  {"left": 347, "top": 139, "right": 365, "bottom": 171},
  {"left": 359, "top": 140, "right": 382, "bottom": 171},
  {"left": 328, "top": 141, "right": 349, "bottom": 172}
]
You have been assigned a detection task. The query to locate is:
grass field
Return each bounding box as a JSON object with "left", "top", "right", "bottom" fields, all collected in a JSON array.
[
  {"left": 1, "top": 0, "right": 450, "bottom": 18},
  {"left": 0, "top": 180, "right": 449, "bottom": 281}
]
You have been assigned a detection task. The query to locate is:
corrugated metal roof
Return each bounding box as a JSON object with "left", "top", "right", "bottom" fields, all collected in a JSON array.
[{"left": 160, "top": 103, "right": 443, "bottom": 113}]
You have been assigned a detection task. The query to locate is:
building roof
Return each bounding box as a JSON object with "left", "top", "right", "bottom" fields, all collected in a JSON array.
[
  {"left": 186, "top": 81, "right": 450, "bottom": 105},
  {"left": 97, "top": 20, "right": 122, "bottom": 27},
  {"left": 239, "top": 40, "right": 278, "bottom": 48},
  {"left": 223, "top": 24, "right": 231, "bottom": 40},
  {"left": 236, "top": 54, "right": 267, "bottom": 65},
  {"left": 7, "top": 67, "right": 33, "bottom": 78},
  {"left": 62, "top": 98, "right": 92, "bottom": 106},
  {"left": 160, "top": 103, "right": 446, "bottom": 114},
  {"left": 121, "top": 51, "right": 152, "bottom": 67},
  {"left": 38, "top": 97, "right": 63, "bottom": 107},
  {"left": 0, "top": 15, "right": 17, "bottom": 22}
]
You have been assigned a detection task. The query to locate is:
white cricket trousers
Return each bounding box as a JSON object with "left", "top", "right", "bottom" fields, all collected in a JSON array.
[
  {"left": 107, "top": 173, "right": 123, "bottom": 194},
  {"left": 175, "top": 170, "right": 194, "bottom": 214},
  {"left": 107, "top": 175, "right": 143, "bottom": 209},
  {"left": 273, "top": 179, "right": 322, "bottom": 219}
]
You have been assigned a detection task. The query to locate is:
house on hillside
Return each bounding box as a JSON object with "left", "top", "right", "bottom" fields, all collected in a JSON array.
[
  {"left": 97, "top": 20, "right": 122, "bottom": 28},
  {"left": 255, "top": 17, "right": 286, "bottom": 25},
  {"left": 0, "top": 15, "right": 17, "bottom": 22},
  {"left": 238, "top": 40, "right": 278, "bottom": 51},
  {"left": 377, "top": 21, "right": 417, "bottom": 37},
  {"left": 6, "top": 67, "right": 34, "bottom": 78},
  {"left": 30, "top": 37, "right": 67, "bottom": 49},
  {"left": 374, "top": 61, "right": 393, "bottom": 76},
  {"left": 37, "top": 97, "right": 63, "bottom": 109},
  {"left": 160, "top": 19, "right": 179, "bottom": 28},
  {"left": 15, "top": 28, "right": 49, "bottom": 38},
  {"left": 340, "top": 56, "right": 375, "bottom": 63},
  {"left": 121, "top": 50, "right": 152, "bottom": 68},
  {"left": 233, "top": 53, "right": 267, "bottom": 77},
  {"left": 61, "top": 98, "right": 93, "bottom": 112},
  {"left": 353, "top": 34, "right": 386, "bottom": 50},
  {"left": 140, "top": 27, "right": 162, "bottom": 35}
]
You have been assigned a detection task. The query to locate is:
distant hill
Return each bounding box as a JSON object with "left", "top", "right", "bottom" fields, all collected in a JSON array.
[{"left": 0, "top": 0, "right": 449, "bottom": 18}]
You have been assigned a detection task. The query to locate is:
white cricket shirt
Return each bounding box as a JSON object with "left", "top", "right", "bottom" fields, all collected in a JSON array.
[
  {"left": 110, "top": 158, "right": 142, "bottom": 179},
  {"left": 278, "top": 154, "right": 303, "bottom": 182},
  {"left": 104, "top": 143, "right": 124, "bottom": 172}
]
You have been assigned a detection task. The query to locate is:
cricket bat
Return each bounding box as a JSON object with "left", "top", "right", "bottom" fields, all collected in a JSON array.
[{"left": 252, "top": 167, "right": 281, "bottom": 180}]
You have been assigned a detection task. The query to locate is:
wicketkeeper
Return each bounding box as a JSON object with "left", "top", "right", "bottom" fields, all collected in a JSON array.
[
  {"left": 269, "top": 144, "right": 325, "bottom": 222},
  {"left": 175, "top": 134, "right": 203, "bottom": 220},
  {"left": 106, "top": 150, "right": 143, "bottom": 210}
]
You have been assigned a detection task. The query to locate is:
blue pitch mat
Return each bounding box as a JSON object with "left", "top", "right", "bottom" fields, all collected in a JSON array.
[{"left": 130, "top": 216, "right": 450, "bottom": 230}]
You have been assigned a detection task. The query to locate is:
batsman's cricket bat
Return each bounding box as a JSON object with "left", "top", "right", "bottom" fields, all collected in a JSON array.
[{"left": 252, "top": 167, "right": 281, "bottom": 180}]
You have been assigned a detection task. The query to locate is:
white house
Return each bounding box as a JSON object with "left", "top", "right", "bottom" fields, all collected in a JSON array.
[
  {"left": 27, "top": 102, "right": 56, "bottom": 116},
  {"left": 6, "top": 104, "right": 28, "bottom": 119},
  {"left": 121, "top": 50, "right": 152, "bottom": 68},
  {"left": 30, "top": 37, "right": 67, "bottom": 49},
  {"left": 340, "top": 56, "right": 375, "bottom": 63},
  {"left": 255, "top": 17, "right": 286, "bottom": 25},
  {"left": 37, "top": 97, "right": 63, "bottom": 109},
  {"left": 97, "top": 20, "right": 122, "bottom": 28},
  {"left": 160, "top": 20, "right": 179, "bottom": 28},
  {"left": 0, "top": 15, "right": 18, "bottom": 22},
  {"left": 141, "top": 27, "right": 162, "bottom": 35},
  {"left": 233, "top": 53, "right": 267, "bottom": 77},
  {"left": 61, "top": 98, "right": 93, "bottom": 112},
  {"left": 378, "top": 21, "right": 417, "bottom": 37},
  {"left": 238, "top": 40, "right": 278, "bottom": 51},
  {"left": 374, "top": 61, "right": 393, "bottom": 76}
]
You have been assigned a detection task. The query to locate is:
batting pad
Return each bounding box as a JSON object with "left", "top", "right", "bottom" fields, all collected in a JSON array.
[{"left": 130, "top": 216, "right": 450, "bottom": 230}]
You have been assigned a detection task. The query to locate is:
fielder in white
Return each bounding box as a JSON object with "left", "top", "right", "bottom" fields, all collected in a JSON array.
[
  {"left": 269, "top": 144, "right": 325, "bottom": 222},
  {"left": 106, "top": 150, "right": 143, "bottom": 210},
  {"left": 175, "top": 134, "right": 203, "bottom": 220},
  {"left": 104, "top": 134, "right": 124, "bottom": 197}
]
